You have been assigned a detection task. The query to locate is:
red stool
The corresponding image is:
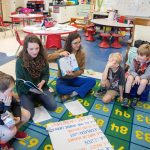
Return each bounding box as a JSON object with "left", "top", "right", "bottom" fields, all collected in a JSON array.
[
  {"left": 84, "top": 23, "right": 95, "bottom": 37},
  {"left": 99, "top": 33, "right": 110, "bottom": 48},
  {"left": 45, "top": 34, "right": 62, "bottom": 49},
  {"left": 86, "top": 28, "right": 95, "bottom": 41},
  {"left": 111, "top": 33, "right": 122, "bottom": 48},
  {"left": 84, "top": 25, "right": 89, "bottom": 37}
]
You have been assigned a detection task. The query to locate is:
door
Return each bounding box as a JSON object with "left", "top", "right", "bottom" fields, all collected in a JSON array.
[
  {"left": 1, "top": 0, "right": 25, "bottom": 22},
  {"left": 0, "top": 0, "right": 2, "bottom": 17},
  {"left": 15, "top": 0, "right": 25, "bottom": 8},
  {"left": 2, "top": 0, "right": 15, "bottom": 21}
]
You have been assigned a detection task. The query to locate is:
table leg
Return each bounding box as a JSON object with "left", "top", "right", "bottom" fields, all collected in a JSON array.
[
  {"left": 11, "top": 18, "right": 14, "bottom": 29},
  {"left": 23, "top": 19, "right": 25, "bottom": 26}
]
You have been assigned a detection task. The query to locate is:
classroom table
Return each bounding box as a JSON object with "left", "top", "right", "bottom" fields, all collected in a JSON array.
[
  {"left": 92, "top": 12, "right": 109, "bottom": 19},
  {"left": 91, "top": 18, "right": 133, "bottom": 48},
  {"left": 91, "top": 18, "right": 133, "bottom": 28},
  {"left": 10, "top": 14, "right": 43, "bottom": 28},
  {"left": 22, "top": 24, "right": 77, "bottom": 36},
  {"left": 22, "top": 24, "right": 77, "bottom": 48}
]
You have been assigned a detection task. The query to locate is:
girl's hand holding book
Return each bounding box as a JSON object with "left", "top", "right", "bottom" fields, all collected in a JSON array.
[
  {"left": 59, "top": 51, "right": 70, "bottom": 57},
  {"left": 66, "top": 71, "right": 74, "bottom": 76},
  {"left": 37, "top": 80, "right": 45, "bottom": 90}
]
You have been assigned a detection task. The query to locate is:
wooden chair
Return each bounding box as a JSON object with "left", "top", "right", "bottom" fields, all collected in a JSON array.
[
  {"left": 125, "top": 17, "right": 150, "bottom": 70},
  {"left": 126, "top": 17, "right": 150, "bottom": 54},
  {"left": 132, "top": 17, "right": 150, "bottom": 45},
  {"left": 70, "top": 17, "right": 90, "bottom": 29}
]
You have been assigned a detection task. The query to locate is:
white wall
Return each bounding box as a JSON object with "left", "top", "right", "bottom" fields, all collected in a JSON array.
[{"left": 101, "top": 0, "right": 150, "bottom": 17}]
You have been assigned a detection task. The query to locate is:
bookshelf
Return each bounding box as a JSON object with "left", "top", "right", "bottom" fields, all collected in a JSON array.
[{"left": 27, "top": 0, "right": 44, "bottom": 12}]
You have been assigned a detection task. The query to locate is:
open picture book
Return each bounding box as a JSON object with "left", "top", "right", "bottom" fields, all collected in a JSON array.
[
  {"left": 16, "top": 79, "right": 46, "bottom": 95},
  {"left": 58, "top": 54, "right": 79, "bottom": 76}
]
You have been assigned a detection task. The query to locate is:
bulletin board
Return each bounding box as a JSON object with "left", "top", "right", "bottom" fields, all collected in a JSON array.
[{"left": 101, "top": 0, "right": 150, "bottom": 17}]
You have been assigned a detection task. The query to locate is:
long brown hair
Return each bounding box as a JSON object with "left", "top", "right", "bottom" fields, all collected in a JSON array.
[
  {"left": 64, "top": 32, "right": 82, "bottom": 53},
  {"left": 18, "top": 34, "right": 48, "bottom": 78}
]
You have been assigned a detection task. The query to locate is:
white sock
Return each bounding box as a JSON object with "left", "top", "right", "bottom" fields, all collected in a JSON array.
[{"left": 70, "top": 91, "right": 78, "bottom": 97}]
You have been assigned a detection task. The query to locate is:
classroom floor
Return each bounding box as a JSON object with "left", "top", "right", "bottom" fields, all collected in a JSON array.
[{"left": 0, "top": 27, "right": 150, "bottom": 150}]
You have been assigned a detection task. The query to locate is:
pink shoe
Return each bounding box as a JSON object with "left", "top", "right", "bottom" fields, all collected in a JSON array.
[{"left": 15, "top": 131, "right": 28, "bottom": 140}]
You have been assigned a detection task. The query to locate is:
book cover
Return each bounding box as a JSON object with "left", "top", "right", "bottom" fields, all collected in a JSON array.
[
  {"left": 58, "top": 54, "right": 79, "bottom": 76},
  {"left": 16, "top": 79, "right": 46, "bottom": 95}
]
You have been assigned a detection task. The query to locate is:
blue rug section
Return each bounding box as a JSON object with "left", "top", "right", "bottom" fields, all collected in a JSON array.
[
  {"left": 73, "top": 31, "right": 128, "bottom": 72},
  {"left": 0, "top": 52, "right": 16, "bottom": 66}
]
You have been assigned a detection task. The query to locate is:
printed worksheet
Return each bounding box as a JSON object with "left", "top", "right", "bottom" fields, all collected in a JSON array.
[
  {"left": 64, "top": 100, "right": 88, "bottom": 115},
  {"left": 33, "top": 106, "right": 52, "bottom": 123}
]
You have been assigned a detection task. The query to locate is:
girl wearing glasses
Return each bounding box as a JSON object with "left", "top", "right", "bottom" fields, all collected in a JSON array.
[{"left": 48, "top": 32, "right": 96, "bottom": 102}]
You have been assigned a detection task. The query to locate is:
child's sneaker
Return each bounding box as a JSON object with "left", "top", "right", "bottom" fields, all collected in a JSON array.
[
  {"left": 121, "top": 98, "right": 129, "bottom": 107},
  {"left": 130, "top": 97, "right": 139, "bottom": 108},
  {"left": 15, "top": 131, "right": 28, "bottom": 140},
  {"left": 94, "top": 88, "right": 106, "bottom": 98},
  {"left": 60, "top": 94, "right": 71, "bottom": 103}
]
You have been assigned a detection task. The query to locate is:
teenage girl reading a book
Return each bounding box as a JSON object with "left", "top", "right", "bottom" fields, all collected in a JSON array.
[
  {"left": 15, "top": 35, "right": 57, "bottom": 119},
  {"left": 0, "top": 71, "right": 29, "bottom": 150},
  {"left": 48, "top": 32, "right": 96, "bottom": 102}
]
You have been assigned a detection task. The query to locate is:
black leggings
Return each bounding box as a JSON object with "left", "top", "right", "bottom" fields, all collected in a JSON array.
[{"left": 20, "top": 90, "right": 57, "bottom": 118}]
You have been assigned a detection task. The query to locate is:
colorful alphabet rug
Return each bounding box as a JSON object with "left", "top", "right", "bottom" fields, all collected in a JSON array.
[{"left": 12, "top": 68, "right": 150, "bottom": 150}]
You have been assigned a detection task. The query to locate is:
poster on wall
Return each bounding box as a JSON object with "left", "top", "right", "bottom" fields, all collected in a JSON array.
[
  {"left": 53, "top": 6, "right": 60, "bottom": 13},
  {"left": 47, "top": 115, "right": 113, "bottom": 150}
]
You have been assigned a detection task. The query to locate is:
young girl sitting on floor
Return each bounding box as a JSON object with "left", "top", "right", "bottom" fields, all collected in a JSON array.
[
  {"left": 16, "top": 35, "right": 57, "bottom": 119},
  {"left": 48, "top": 33, "right": 96, "bottom": 102}
]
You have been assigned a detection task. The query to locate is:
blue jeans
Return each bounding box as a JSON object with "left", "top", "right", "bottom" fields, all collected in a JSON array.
[
  {"left": 56, "top": 77, "right": 96, "bottom": 98},
  {"left": 20, "top": 90, "right": 57, "bottom": 118}
]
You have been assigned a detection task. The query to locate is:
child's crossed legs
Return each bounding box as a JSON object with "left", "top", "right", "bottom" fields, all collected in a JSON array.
[{"left": 101, "top": 79, "right": 118, "bottom": 103}]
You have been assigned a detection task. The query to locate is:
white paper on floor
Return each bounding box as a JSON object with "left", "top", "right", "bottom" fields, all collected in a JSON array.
[
  {"left": 64, "top": 100, "right": 87, "bottom": 115},
  {"left": 33, "top": 106, "right": 52, "bottom": 123}
]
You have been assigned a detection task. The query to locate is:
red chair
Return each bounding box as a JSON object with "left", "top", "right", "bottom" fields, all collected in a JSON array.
[
  {"left": 45, "top": 34, "right": 62, "bottom": 49},
  {"left": 33, "top": 12, "right": 43, "bottom": 23},
  {"left": 14, "top": 29, "right": 24, "bottom": 54},
  {"left": 11, "top": 12, "right": 22, "bottom": 28},
  {"left": 99, "top": 33, "right": 111, "bottom": 48},
  {"left": 0, "top": 16, "right": 13, "bottom": 37}
]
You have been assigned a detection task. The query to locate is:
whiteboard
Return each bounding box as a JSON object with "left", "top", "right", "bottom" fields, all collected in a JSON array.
[{"left": 101, "top": 0, "right": 150, "bottom": 17}]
